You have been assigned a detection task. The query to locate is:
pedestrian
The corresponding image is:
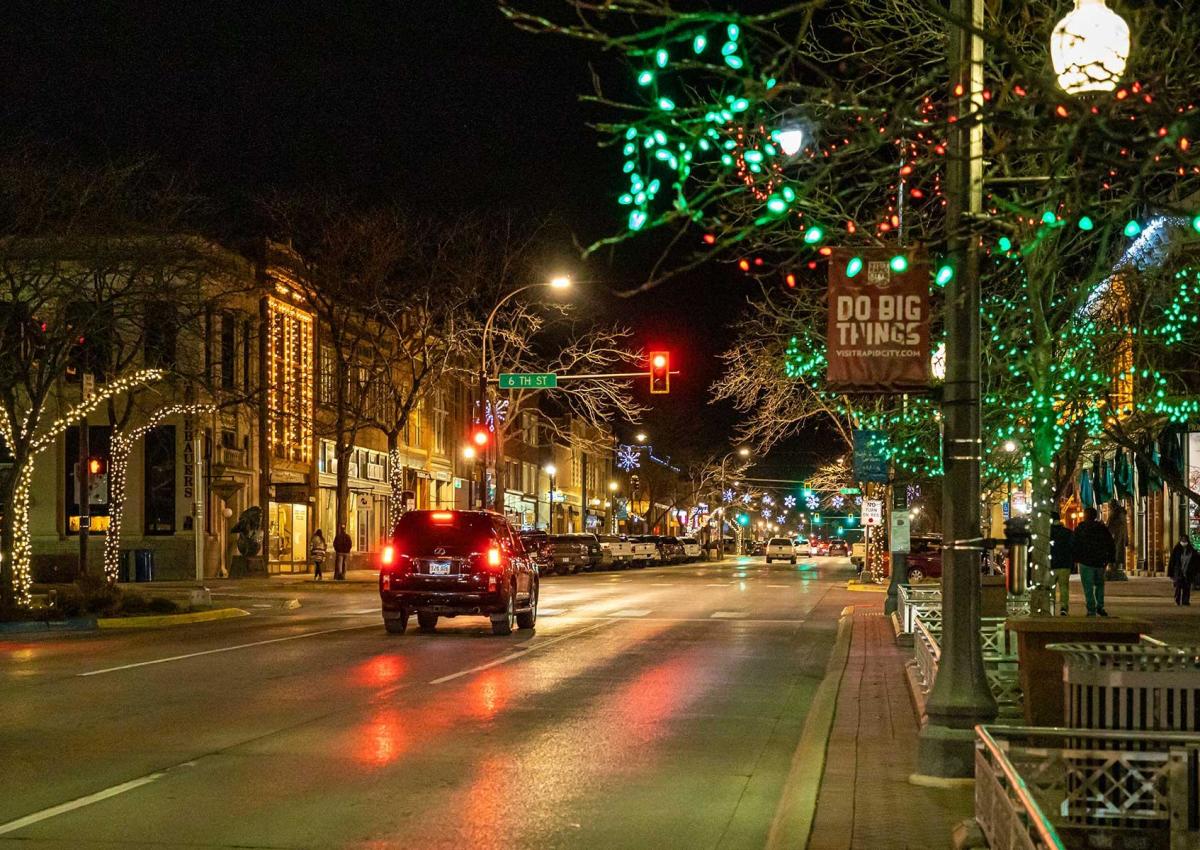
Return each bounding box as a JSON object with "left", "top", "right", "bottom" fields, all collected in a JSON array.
[
  {"left": 333, "top": 525, "right": 352, "bottom": 581},
  {"left": 309, "top": 529, "right": 327, "bottom": 581},
  {"left": 1168, "top": 533, "right": 1196, "bottom": 606},
  {"left": 1072, "top": 506, "right": 1114, "bottom": 617},
  {"left": 1049, "top": 510, "right": 1074, "bottom": 615},
  {"left": 1104, "top": 498, "right": 1128, "bottom": 580}
]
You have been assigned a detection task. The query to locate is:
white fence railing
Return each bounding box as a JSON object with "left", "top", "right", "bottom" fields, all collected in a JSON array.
[
  {"left": 976, "top": 725, "right": 1200, "bottom": 850},
  {"left": 897, "top": 584, "right": 942, "bottom": 634},
  {"left": 909, "top": 606, "right": 1023, "bottom": 717}
]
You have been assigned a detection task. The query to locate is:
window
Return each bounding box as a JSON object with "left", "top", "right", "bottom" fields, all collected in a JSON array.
[
  {"left": 318, "top": 345, "right": 335, "bottom": 407},
  {"left": 144, "top": 426, "right": 176, "bottom": 535},
  {"left": 144, "top": 301, "right": 178, "bottom": 369},
  {"left": 406, "top": 402, "right": 424, "bottom": 448},
  {"left": 220, "top": 313, "right": 236, "bottom": 390},
  {"left": 433, "top": 390, "right": 448, "bottom": 455},
  {"left": 242, "top": 319, "right": 252, "bottom": 391},
  {"left": 64, "top": 425, "right": 112, "bottom": 533}
]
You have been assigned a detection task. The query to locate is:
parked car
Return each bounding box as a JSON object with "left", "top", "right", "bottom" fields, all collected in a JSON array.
[
  {"left": 677, "top": 536, "right": 703, "bottom": 562},
  {"left": 378, "top": 510, "right": 538, "bottom": 636},
  {"left": 905, "top": 535, "right": 943, "bottom": 583},
  {"left": 827, "top": 538, "right": 850, "bottom": 557},
  {"left": 544, "top": 534, "right": 596, "bottom": 574},
  {"left": 766, "top": 537, "right": 797, "bottom": 564},
  {"left": 660, "top": 536, "right": 687, "bottom": 564},
  {"left": 519, "top": 530, "right": 550, "bottom": 571},
  {"left": 850, "top": 540, "right": 866, "bottom": 567},
  {"left": 750, "top": 540, "right": 766, "bottom": 556},
  {"left": 630, "top": 535, "right": 663, "bottom": 565},
  {"left": 793, "top": 536, "right": 809, "bottom": 555}
]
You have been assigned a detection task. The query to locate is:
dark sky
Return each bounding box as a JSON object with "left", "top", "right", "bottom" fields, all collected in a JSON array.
[{"left": 0, "top": 0, "right": 827, "bottom": 476}]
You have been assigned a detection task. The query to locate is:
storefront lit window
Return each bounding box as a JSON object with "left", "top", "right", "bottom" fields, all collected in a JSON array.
[{"left": 267, "top": 296, "right": 313, "bottom": 463}]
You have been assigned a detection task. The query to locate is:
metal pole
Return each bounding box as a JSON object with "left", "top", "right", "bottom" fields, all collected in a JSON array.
[
  {"left": 917, "top": 0, "right": 997, "bottom": 778},
  {"left": 77, "top": 417, "right": 89, "bottom": 577},
  {"left": 718, "top": 462, "right": 725, "bottom": 561},
  {"left": 477, "top": 366, "right": 487, "bottom": 511},
  {"left": 194, "top": 435, "right": 205, "bottom": 582}
]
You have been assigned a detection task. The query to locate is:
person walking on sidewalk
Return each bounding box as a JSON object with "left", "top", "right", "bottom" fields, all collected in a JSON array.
[
  {"left": 1168, "top": 533, "right": 1196, "bottom": 606},
  {"left": 1049, "top": 511, "right": 1074, "bottom": 615},
  {"left": 333, "top": 526, "right": 352, "bottom": 581},
  {"left": 309, "top": 529, "right": 327, "bottom": 581},
  {"left": 1072, "top": 506, "right": 1114, "bottom": 617}
]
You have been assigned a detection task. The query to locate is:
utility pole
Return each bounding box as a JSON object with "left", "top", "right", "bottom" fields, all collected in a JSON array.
[{"left": 918, "top": 0, "right": 998, "bottom": 778}]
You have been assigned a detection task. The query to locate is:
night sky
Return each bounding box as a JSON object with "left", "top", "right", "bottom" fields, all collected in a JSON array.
[{"left": 0, "top": 0, "right": 828, "bottom": 476}]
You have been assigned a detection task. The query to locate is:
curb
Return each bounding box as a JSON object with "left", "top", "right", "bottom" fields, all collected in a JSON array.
[
  {"left": 0, "top": 618, "right": 97, "bottom": 634},
  {"left": 766, "top": 604, "right": 856, "bottom": 850},
  {"left": 96, "top": 607, "right": 250, "bottom": 630},
  {"left": 845, "top": 581, "right": 887, "bottom": 593}
]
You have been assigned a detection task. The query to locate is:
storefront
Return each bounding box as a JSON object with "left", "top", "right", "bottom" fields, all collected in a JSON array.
[{"left": 269, "top": 482, "right": 311, "bottom": 574}]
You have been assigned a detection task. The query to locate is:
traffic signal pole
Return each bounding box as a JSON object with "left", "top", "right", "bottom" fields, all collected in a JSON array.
[{"left": 78, "top": 417, "right": 89, "bottom": 577}]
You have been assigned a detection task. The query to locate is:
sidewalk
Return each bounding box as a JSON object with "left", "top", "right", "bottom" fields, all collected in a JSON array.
[
  {"left": 1067, "top": 574, "right": 1197, "bottom": 644},
  {"left": 808, "top": 603, "right": 973, "bottom": 850}
]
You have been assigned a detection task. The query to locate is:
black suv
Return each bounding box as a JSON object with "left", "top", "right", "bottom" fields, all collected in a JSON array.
[{"left": 379, "top": 510, "right": 538, "bottom": 636}]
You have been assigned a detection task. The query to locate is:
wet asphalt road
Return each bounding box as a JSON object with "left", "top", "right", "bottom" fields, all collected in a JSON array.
[{"left": 0, "top": 556, "right": 855, "bottom": 850}]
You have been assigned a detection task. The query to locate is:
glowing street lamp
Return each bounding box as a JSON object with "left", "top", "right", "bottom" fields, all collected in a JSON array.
[
  {"left": 1051, "top": 0, "right": 1130, "bottom": 94},
  {"left": 773, "top": 127, "right": 805, "bottom": 156}
]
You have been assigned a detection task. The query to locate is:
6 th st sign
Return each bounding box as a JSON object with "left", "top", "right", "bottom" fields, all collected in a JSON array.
[{"left": 498, "top": 373, "right": 558, "bottom": 389}]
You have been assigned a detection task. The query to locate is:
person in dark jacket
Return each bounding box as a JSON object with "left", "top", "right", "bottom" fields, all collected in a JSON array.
[
  {"left": 1168, "top": 534, "right": 1196, "bottom": 606},
  {"left": 1049, "top": 511, "right": 1074, "bottom": 615},
  {"left": 1072, "top": 506, "right": 1114, "bottom": 616},
  {"left": 333, "top": 526, "right": 352, "bottom": 581}
]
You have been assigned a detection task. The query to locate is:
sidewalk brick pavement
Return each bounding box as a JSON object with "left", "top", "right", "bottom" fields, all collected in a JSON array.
[{"left": 808, "top": 603, "right": 973, "bottom": 850}]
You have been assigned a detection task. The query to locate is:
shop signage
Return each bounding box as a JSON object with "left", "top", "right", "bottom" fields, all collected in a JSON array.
[{"left": 827, "top": 248, "right": 930, "bottom": 392}]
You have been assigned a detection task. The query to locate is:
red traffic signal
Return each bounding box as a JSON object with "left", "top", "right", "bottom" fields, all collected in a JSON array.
[
  {"left": 471, "top": 427, "right": 490, "bottom": 447},
  {"left": 649, "top": 350, "right": 670, "bottom": 394},
  {"left": 88, "top": 457, "right": 105, "bottom": 476}
]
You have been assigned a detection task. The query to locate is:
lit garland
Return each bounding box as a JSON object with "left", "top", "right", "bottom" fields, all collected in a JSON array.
[
  {"left": 103, "top": 402, "right": 216, "bottom": 583},
  {"left": 4, "top": 369, "right": 164, "bottom": 604}
]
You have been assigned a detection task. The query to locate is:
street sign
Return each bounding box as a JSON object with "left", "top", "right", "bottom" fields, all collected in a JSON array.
[
  {"left": 840, "top": 487, "right": 862, "bottom": 495},
  {"left": 861, "top": 499, "right": 883, "bottom": 527},
  {"left": 499, "top": 373, "right": 558, "bottom": 390}
]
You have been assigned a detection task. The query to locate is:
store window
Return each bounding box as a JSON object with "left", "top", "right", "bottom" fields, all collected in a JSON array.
[
  {"left": 267, "top": 296, "right": 313, "bottom": 463},
  {"left": 144, "top": 425, "right": 176, "bottom": 535},
  {"left": 64, "top": 425, "right": 113, "bottom": 534}
]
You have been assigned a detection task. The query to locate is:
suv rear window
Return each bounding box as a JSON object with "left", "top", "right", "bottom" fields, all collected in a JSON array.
[
  {"left": 392, "top": 512, "right": 504, "bottom": 555},
  {"left": 769, "top": 537, "right": 792, "bottom": 545}
]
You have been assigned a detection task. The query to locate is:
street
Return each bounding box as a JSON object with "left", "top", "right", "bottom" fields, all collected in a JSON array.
[{"left": 0, "top": 557, "right": 854, "bottom": 850}]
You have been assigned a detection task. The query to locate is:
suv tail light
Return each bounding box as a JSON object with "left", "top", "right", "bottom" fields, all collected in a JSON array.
[
  {"left": 486, "top": 546, "right": 503, "bottom": 569},
  {"left": 381, "top": 545, "right": 396, "bottom": 566}
]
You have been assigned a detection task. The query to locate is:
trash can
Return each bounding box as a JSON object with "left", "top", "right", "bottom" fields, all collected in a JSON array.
[
  {"left": 1049, "top": 642, "right": 1200, "bottom": 732},
  {"left": 133, "top": 549, "right": 154, "bottom": 583}
]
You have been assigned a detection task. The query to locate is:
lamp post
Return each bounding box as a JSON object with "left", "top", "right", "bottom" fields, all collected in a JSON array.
[
  {"left": 479, "top": 275, "right": 571, "bottom": 511},
  {"left": 608, "top": 480, "right": 618, "bottom": 534},
  {"left": 544, "top": 464, "right": 557, "bottom": 533},
  {"left": 1051, "top": 0, "right": 1130, "bottom": 95}
]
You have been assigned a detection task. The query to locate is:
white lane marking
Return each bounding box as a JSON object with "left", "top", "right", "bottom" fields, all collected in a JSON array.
[
  {"left": 767, "top": 585, "right": 790, "bottom": 588},
  {"left": 0, "top": 772, "right": 165, "bottom": 836},
  {"left": 537, "top": 608, "right": 566, "bottom": 616},
  {"left": 650, "top": 583, "right": 674, "bottom": 586},
  {"left": 705, "top": 583, "right": 733, "bottom": 587},
  {"left": 428, "top": 620, "right": 612, "bottom": 685},
  {"left": 711, "top": 611, "right": 749, "bottom": 619},
  {"left": 78, "top": 624, "right": 375, "bottom": 677},
  {"left": 609, "top": 609, "right": 651, "bottom": 617}
]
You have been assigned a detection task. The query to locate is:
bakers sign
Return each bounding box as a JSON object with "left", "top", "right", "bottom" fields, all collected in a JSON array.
[{"left": 826, "top": 248, "right": 930, "bottom": 392}]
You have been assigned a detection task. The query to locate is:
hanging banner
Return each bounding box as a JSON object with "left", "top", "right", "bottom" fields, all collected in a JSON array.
[
  {"left": 826, "top": 248, "right": 930, "bottom": 391},
  {"left": 853, "top": 429, "right": 890, "bottom": 483}
]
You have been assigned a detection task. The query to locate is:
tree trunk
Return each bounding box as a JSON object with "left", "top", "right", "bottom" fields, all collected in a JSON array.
[
  {"left": 387, "top": 430, "right": 403, "bottom": 532},
  {"left": 491, "top": 426, "right": 506, "bottom": 516},
  {"left": 1027, "top": 400, "right": 1058, "bottom": 614},
  {"left": 1, "top": 456, "right": 35, "bottom": 606},
  {"left": 0, "top": 465, "right": 17, "bottom": 608},
  {"left": 102, "top": 435, "right": 134, "bottom": 583},
  {"left": 336, "top": 432, "right": 351, "bottom": 540}
]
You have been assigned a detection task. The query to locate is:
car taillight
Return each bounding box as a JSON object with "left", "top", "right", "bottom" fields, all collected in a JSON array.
[
  {"left": 381, "top": 545, "right": 396, "bottom": 566},
  {"left": 487, "top": 546, "right": 502, "bottom": 568},
  {"left": 431, "top": 511, "right": 454, "bottom": 522}
]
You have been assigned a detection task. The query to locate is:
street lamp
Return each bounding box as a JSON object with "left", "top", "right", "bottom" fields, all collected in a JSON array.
[
  {"left": 478, "top": 275, "right": 573, "bottom": 509},
  {"left": 1051, "top": 0, "right": 1130, "bottom": 94},
  {"left": 773, "top": 126, "right": 806, "bottom": 156},
  {"left": 737, "top": 446, "right": 750, "bottom": 457},
  {"left": 635, "top": 432, "right": 647, "bottom": 443}
]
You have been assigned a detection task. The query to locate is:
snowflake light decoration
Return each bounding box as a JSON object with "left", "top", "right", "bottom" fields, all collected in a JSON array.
[
  {"left": 854, "top": 495, "right": 863, "bottom": 506},
  {"left": 831, "top": 494, "right": 845, "bottom": 509},
  {"left": 762, "top": 510, "right": 773, "bottom": 522},
  {"left": 805, "top": 493, "right": 820, "bottom": 510},
  {"left": 485, "top": 399, "right": 509, "bottom": 431},
  {"left": 741, "top": 492, "right": 752, "bottom": 504},
  {"left": 617, "top": 444, "right": 642, "bottom": 471},
  {"left": 906, "top": 484, "right": 922, "bottom": 504},
  {"left": 722, "top": 488, "right": 735, "bottom": 503},
  {"left": 783, "top": 495, "right": 796, "bottom": 509},
  {"left": 762, "top": 494, "right": 774, "bottom": 506}
]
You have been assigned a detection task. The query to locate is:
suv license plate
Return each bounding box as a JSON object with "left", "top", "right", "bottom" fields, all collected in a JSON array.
[{"left": 429, "top": 561, "right": 451, "bottom": 576}]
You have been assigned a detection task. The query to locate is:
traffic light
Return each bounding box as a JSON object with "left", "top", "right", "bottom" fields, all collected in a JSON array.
[
  {"left": 471, "top": 426, "right": 490, "bottom": 448},
  {"left": 737, "top": 513, "right": 750, "bottom": 526},
  {"left": 813, "top": 513, "right": 822, "bottom": 525},
  {"left": 649, "top": 350, "right": 670, "bottom": 394},
  {"left": 88, "top": 457, "right": 105, "bottom": 476}
]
